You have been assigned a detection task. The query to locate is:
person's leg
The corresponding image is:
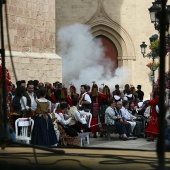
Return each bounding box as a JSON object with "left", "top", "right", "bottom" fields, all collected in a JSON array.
[{"left": 124, "top": 122, "right": 132, "bottom": 136}]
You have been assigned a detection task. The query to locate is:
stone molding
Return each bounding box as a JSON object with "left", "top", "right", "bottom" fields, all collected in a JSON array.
[
  {"left": 85, "top": 0, "right": 136, "bottom": 60},
  {"left": 5, "top": 51, "right": 61, "bottom": 59},
  {"left": 5, "top": 51, "right": 62, "bottom": 84}
]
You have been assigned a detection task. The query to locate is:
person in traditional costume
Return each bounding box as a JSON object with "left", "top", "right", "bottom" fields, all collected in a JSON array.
[
  {"left": 113, "top": 88, "right": 122, "bottom": 103},
  {"left": 136, "top": 85, "right": 144, "bottom": 102},
  {"left": 79, "top": 84, "right": 92, "bottom": 113},
  {"left": 61, "top": 84, "right": 67, "bottom": 101},
  {"left": 145, "top": 88, "right": 159, "bottom": 141},
  {"left": 103, "top": 85, "right": 111, "bottom": 101},
  {"left": 91, "top": 83, "right": 98, "bottom": 117},
  {"left": 112, "top": 84, "right": 121, "bottom": 97},
  {"left": 31, "top": 88, "right": 57, "bottom": 147},
  {"left": 70, "top": 84, "right": 76, "bottom": 99},
  {"left": 91, "top": 82, "right": 98, "bottom": 102},
  {"left": 54, "top": 82, "right": 62, "bottom": 102},
  {"left": 98, "top": 87, "right": 108, "bottom": 125},
  {"left": 68, "top": 98, "right": 90, "bottom": 133},
  {"left": 33, "top": 80, "right": 40, "bottom": 98},
  {"left": 130, "top": 85, "right": 138, "bottom": 103},
  {"left": 45, "top": 82, "right": 52, "bottom": 101},
  {"left": 66, "top": 91, "right": 73, "bottom": 106},
  {"left": 51, "top": 101, "right": 80, "bottom": 146},
  {"left": 24, "top": 81, "right": 37, "bottom": 118},
  {"left": 124, "top": 88, "right": 135, "bottom": 101}
]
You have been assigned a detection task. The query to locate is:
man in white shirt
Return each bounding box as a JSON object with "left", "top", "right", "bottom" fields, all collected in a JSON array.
[
  {"left": 68, "top": 98, "right": 90, "bottom": 132},
  {"left": 79, "top": 84, "right": 92, "bottom": 112},
  {"left": 121, "top": 100, "right": 136, "bottom": 134},
  {"left": 24, "top": 81, "right": 37, "bottom": 117}
]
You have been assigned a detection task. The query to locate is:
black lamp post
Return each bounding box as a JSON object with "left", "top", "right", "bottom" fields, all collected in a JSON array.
[
  {"left": 140, "top": 35, "right": 159, "bottom": 91},
  {"left": 148, "top": 0, "right": 170, "bottom": 31},
  {"left": 147, "top": 0, "right": 169, "bottom": 169}
]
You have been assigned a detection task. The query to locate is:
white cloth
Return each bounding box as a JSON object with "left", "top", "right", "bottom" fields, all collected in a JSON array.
[
  {"left": 27, "top": 92, "right": 37, "bottom": 111},
  {"left": 82, "top": 92, "right": 91, "bottom": 103},
  {"left": 52, "top": 112, "right": 71, "bottom": 125},
  {"left": 138, "top": 102, "right": 143, "bottom": 108},
  {"left": 72, "top": 110, "right": 87, "bottom": 124},
  {"left": 114, "top": 95, "right": 120, "bottom": 101},
  {"left": 20, "top": 96, "right": 29, "bottom": 111},
  {"left": 121, "top": 106, "right": 136, "bottom": 132}
]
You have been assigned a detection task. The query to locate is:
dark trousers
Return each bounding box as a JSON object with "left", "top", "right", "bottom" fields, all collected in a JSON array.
[
  {"left": 124, "top": 122, "right": 132, "bottom": 135},
  {"left": 114, "top": 121, "right": 127, "bottom": 135},
  {"left": 70, "top": 121, "right": 90, "bottom": 133}
]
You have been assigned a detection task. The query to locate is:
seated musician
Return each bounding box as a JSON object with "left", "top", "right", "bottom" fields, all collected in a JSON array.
[{"left": 68, "top": 98, "right": 90, "bottom": 132}]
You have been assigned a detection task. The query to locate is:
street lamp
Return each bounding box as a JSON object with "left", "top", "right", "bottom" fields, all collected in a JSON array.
[
  {"left": 140, "top": 35, "right": 159, "bottom": 90},
  {"left": 148, "top": 0, "right": 170, "bottom": 31}
]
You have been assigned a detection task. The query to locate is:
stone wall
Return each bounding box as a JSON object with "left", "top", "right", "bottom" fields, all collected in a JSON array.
[
  {"left": 5, "top": 0, "right": 56, "bottom": 53},
  {"left": 3, "top": 0, "right": 62, "bottom": 84}
]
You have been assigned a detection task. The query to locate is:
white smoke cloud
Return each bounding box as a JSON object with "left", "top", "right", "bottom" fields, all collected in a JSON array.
[{"left": 57, "top": 23, "right": 131, "bottom": 93}]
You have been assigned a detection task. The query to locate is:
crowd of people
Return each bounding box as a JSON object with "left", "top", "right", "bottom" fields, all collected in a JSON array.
[{"left": 5, "top": 79, "right": 170, "bottom": 148}]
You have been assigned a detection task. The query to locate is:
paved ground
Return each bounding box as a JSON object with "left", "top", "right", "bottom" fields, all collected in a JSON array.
[{"left": 84, "top": 133, "right": 156, "bottom": 150}]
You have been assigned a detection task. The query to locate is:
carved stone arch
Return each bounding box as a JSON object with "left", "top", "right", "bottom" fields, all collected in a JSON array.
[
  {"left": 85, "top": 0, "right": 135, "bottom": 60},
  {"left": 91, "top": 24, "right": 124, "bottom": 60}
]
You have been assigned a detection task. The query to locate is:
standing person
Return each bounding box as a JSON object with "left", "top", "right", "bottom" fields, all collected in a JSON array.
[
  {"left": 112, "top": 84, "right": 121, "bottom": 97},
  {"left": 79, "top": 84, "right": 92, "bottom": 113},
  {"left": 20, "top": 80, "right": 26, "bottom": 88},
  {"left": 24, "top": 82, "right": 37, "bottom": 118},
  {"left": 145, "top": 88, "right": 159, "bottom": 141},
  {"left": 33, "top": 80, "right": 40, "bottom": 98},
  {"left": 136, "top": 85, "right": 144, "bottom": 101},
  {"left": 98, "top": 87, "right": 108, "bottom": 125},
  {"left": 54, "top": 82, "right": 62, "bottom": 103},
  {"left": 105, "top": 99, "right": 127, "bottom": 140},
  {"left": 32, "top": 88, "right": 57, "bottom": 147},
  {"left": 10, "top": 86, "right": 29, "bottom": 129}
]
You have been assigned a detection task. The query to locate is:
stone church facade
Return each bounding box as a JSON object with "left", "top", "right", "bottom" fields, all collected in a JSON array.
[{"left": 3, "top": 0, "right": 170, "bottom": 98}]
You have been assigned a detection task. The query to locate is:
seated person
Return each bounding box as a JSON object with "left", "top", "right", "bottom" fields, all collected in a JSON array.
[
  {"left": 51, "top": 101, "right": 79, "bottom": 146},
  {"left": 115, "top": 101, "right": 132, "bottom": 137},
  {"left": 68, "top": 98, "right": 90, "bottom": 133},
  {"left": 128, "top": 101, "right": 145, "bottom": 137},
  {"left": 121, "top": 100, "right": 136, "bottom": 135},
  {"left": 105, "top": 99, "right": 127, "bottom": 140}
]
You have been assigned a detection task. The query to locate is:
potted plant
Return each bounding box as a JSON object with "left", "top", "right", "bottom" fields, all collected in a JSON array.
[{"left": 146, "top": 62, "right": 159, "bottom": 71}]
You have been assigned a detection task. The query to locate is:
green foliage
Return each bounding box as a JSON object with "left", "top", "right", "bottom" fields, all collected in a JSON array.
[{"left": 150, "top": 39, "right": 159, "bottom": 51}]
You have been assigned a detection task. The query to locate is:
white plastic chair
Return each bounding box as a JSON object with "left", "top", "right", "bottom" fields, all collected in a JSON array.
[
  {"left": 15, "top": 118, "right": 34, "bottom": 144},
  {"left": 78, "top": 112, "right": 92, "bottom": 147}
]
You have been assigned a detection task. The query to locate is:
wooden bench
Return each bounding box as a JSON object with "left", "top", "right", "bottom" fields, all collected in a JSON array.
[{"left": 99, "top": 125, "right": 118, "bottom": 141}]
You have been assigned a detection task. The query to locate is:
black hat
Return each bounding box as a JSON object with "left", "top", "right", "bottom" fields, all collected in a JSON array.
[{"left": 137, "top": 85, "right": 141, "bottom": 89}]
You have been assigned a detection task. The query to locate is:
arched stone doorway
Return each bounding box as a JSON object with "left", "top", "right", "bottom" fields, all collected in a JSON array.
[{"left": 96, "top": 35, "right": 118, "bottom": 72}]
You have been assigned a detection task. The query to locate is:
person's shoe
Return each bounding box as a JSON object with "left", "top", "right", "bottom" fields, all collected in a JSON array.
[
  {"left": 100, "top": 134, "right": 103, "bottom": 137},
  {"left": 93, "top": 133, "right": 97, "bottom": 138},
  {"left": 122, "top": 136, "right": 128, "bottom": 140},
  {"left": 147, "top": 137, "right": 154, "bottom": 142}
]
